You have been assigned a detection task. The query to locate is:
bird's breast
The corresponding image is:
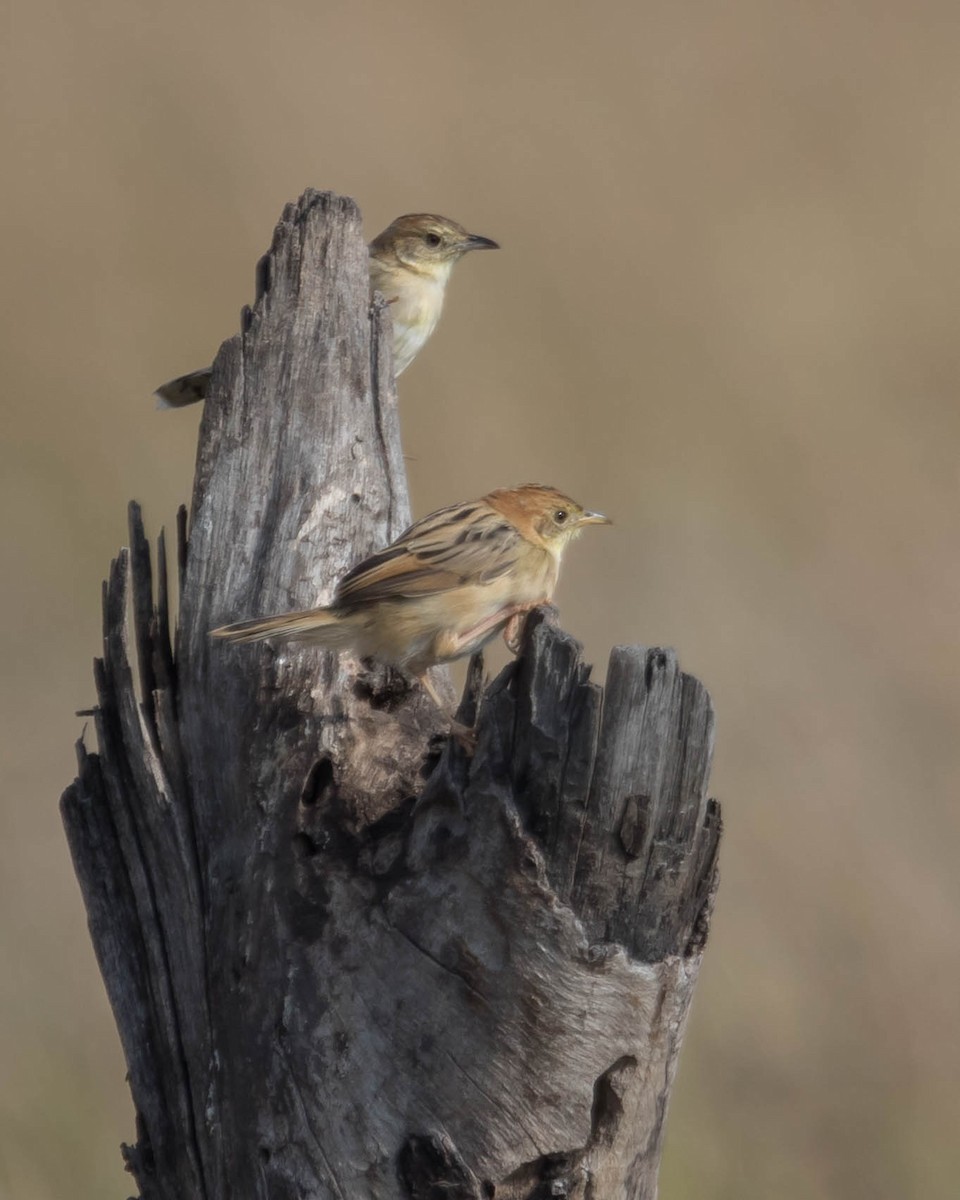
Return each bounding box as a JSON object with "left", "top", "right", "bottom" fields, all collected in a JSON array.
[{"left": 371, "top": 264, "right": 448, "bottom": 375}]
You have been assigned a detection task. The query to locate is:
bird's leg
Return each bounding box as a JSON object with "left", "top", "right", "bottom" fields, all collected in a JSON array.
[
  {"left": 417, "top": 670, "right": 449, "bottom": 712},
  {"left": 501, "top": 607, "right": 540, "bottom": 654},
  {"left": 503, "top": 600, "right": 558, "bottom": 653},
  {"left": 502, "top": 612, "right": 524, "bottom": 654},
  {"left": 446, "top": 604, "right": 534, "bottom": 655},
  {"left": 416, "top": 672, "right": 477, "bottom": 752},
  {"left": 418, "top": 604, "right": 544, "bottom": 752}
]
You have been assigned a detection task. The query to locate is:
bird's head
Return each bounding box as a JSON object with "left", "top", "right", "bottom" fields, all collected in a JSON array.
[
  {"left": 370, "top": 213, "right": 499, "bottom": 277},
  {"left": 485, "top": 484, "right": 611, "bottom": 557}
]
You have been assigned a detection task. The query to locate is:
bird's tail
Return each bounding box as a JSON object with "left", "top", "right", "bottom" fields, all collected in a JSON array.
[
  {"left": 154, "top": 367, "right": 212, "bottom": 409},
  {"left": 211, "top": 607, "right": 353, "bottom": 647}
]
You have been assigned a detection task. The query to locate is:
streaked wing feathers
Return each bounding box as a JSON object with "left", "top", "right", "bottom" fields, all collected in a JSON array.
[{"left": 334, "top": 501, "right": 524, "bottom": 607}]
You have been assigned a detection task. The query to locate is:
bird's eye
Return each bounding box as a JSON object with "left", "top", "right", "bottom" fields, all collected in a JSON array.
[
  {"left": 554, "top": 509, "right": 568, "bottom": 524},
  {"left": 424, "top": 232, "right": 442, "bottom": 248}
]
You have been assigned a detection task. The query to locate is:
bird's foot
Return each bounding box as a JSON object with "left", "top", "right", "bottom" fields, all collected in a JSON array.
[
  {"left": 502, "top": 602, "right": 550, "bottom": 654},
  {"left": 418, "top": 673, "right": 478, "bottom": 755},
  {"left": 448, "top": 718, "right": 478, "bottom": 755},
  {"left": 502, "top": 611, "right": 527, "bottom": 654}
]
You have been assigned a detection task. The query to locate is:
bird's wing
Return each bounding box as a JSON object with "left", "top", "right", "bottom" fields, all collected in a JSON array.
[{"left": 334, "top": 501, "right": 527, "bottom": 607}]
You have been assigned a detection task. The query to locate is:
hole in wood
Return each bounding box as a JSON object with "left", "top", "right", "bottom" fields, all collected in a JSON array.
[
  {"left": 292, "top": 832, "right": 319, "bottom": 859},
  {"left": 590, "top": 1054, "right": 638, "bottom": 1146},
  {"left": 301, "top": 755, "right": 336, "bottom": 808},
  {"left": 353, "top": 663, "right": 413, "bottom": 711},
  {"left": 644, "top": 647, "right": 669, "bottom": 687}
]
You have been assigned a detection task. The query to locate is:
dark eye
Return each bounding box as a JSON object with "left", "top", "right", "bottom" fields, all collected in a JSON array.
[
  {"left": 424, "top": 232, "right": 442, "bottom": 248},
  {"left": 554, "top": 509, "right": 568, "bottom": 524}
]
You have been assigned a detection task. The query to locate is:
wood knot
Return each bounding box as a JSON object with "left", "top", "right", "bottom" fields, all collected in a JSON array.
[{"left": 619, "top": 793, "right": 651, "bottom": 858}]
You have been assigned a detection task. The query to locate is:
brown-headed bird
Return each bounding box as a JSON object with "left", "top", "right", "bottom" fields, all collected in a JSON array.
[
  {"left": 154, "top": 213, "right": 498, "bottom": 408},
  {"left": 211, "top": 485, "right": 609, "bottom": 710}
]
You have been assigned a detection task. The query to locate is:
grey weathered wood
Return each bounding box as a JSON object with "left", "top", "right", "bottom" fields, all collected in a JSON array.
[{"left": 61, "top": 189, "right": 721, "bottom": 1200}]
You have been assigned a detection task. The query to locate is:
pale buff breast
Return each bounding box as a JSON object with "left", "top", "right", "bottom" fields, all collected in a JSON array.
[{"left": 369, "top": 260, "right": 451, "bottom": 375}]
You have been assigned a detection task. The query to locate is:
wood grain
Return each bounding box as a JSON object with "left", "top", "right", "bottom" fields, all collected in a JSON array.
[{"left": 61, "top": 190, "right": 721, "bottom": 1200}]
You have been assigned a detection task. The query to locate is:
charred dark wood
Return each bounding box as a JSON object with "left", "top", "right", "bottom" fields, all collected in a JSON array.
[{"left": 61, "top": 189, "right": 721, "bottom": 1200}]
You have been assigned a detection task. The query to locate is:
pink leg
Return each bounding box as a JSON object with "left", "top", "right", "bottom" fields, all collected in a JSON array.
[
  {"left": 441, "top": 604, "right": 533, "bottom": 658},
  {"left": 416, "top": 673, "right": 477, "bottom": 752},
  {"left": 502, "top": 611, "right": 528, "bottom": 654}
]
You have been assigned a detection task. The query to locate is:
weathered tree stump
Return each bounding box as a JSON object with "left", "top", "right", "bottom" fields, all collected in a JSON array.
[{"left": 61, "top": 190, "right": 721, "bottom": 1200}]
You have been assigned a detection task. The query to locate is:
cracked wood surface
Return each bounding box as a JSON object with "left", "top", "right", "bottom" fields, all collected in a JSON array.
[{"left": 60, "top": 189, "right": 721, "bottom": 1200}]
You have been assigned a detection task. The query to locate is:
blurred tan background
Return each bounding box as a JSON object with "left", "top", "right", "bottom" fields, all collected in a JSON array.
[{"left": 2, "top": 1, "right": 959, "bottom": 1196}]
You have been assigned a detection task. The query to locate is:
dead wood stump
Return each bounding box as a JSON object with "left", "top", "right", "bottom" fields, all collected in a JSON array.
[{"left": 61, "top": 190, "right": 721, "bottom": 1200}]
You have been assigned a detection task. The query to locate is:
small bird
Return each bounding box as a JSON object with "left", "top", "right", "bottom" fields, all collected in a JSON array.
[
  {"left": 367, "top": 214, "right": 498, "bottom": 377},
  {"left": 154, "top": 213, "right": 498, "bottom": 408},
  {"left": 211, "top": 485, "right": 609, "bottom": 711}
]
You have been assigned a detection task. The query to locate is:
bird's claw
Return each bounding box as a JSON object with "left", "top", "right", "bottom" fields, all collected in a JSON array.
[
  {"left": 502, "top": 612, "right": 527, "bottom": 655},
  {"left": 448, "top": 719, "right": 478, "bottom": 755}
]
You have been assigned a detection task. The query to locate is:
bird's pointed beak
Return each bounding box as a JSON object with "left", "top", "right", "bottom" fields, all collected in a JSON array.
[
  {"left": 577, "top": 511, "right": 612, "bottom": 527},
  {"left": 462, "top": 233, "right": 499, "bottom": 252}
]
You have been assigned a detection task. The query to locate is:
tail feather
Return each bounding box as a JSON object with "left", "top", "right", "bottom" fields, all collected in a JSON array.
[
  {"left": 211, "top": 607, "right": 349, "bottom": 646},
  {"left": 154, "top": 367, "right": 212, "bottom": 409}
]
